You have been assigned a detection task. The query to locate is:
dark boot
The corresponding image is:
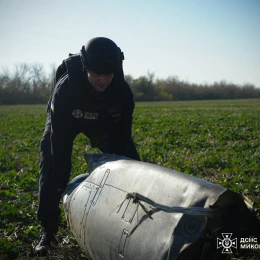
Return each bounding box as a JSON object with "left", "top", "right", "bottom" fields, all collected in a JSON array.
[{"left": 34, "top": 230, "right": 58, "bottom": 256}]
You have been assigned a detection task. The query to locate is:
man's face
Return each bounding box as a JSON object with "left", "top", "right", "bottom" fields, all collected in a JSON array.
[{"left": 87, "top": 71, "right": 114, "bottom": 92}]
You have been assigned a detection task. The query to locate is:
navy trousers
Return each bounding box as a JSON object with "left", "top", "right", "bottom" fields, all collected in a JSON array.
[{"left": 37, "top": 113, "right": 140, "bottom": 233}]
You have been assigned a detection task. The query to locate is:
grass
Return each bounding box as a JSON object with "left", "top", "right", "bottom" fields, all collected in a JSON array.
[{"left": 0, "top": 99, "right": 259, "bottom": 259}]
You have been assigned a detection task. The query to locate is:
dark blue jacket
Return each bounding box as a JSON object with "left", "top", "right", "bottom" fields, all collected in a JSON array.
[{"left": 47, "top": 55, "right": 138, "bottom": 187}]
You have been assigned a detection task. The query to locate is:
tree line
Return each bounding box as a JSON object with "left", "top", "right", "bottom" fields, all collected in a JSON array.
[
  {"left": 0, "top": 64, "right": 54, "bottom": 105},
  {"left": 0, "top": 63, "right": 259, "bottom": 105}
]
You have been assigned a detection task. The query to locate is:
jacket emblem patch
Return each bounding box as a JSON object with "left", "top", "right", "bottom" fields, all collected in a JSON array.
[
  {"left": 72, "top": 109, "right": 83, "bottom": 118},
  {"left": 51, "top": 102, "right": 54, "bottom": 112},
  {"left": 84, "top": 112, "right": 99, "bottom": 120},
  {"left": 107, "top": 108, "right": 121, "bottom": 117}
]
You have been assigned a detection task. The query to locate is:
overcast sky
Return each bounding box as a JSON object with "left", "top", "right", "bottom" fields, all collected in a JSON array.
[{"left": 0, "top": 0, "right": 259, "bottom": 87}]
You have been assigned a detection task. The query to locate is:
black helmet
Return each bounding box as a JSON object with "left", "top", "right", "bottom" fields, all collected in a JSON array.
[{"left": 80, "top": 37, "right": 124, "bottom": 74}]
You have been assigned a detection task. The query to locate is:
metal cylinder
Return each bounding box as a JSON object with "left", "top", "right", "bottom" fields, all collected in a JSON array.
[{"left": 63, "top": 154, "right": 258, "bottom": 260}]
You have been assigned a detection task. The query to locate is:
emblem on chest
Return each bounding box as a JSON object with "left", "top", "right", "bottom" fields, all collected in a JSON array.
[
  {"left": 72, "top": 109, "right": 83, "bottom": 118},
  {"left": 72, "top": 109, "right": 98, "bottom": 120},
  {"left": 72, "top": 108, "right": 120, "bottom": 121},
  {"left": 84, "top": 112, "right": 99, "bottom": 120}
]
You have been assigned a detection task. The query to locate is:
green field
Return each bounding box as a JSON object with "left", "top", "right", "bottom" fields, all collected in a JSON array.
[{"left": 0, "top": 99, "right": 260, "bottom": 259}]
